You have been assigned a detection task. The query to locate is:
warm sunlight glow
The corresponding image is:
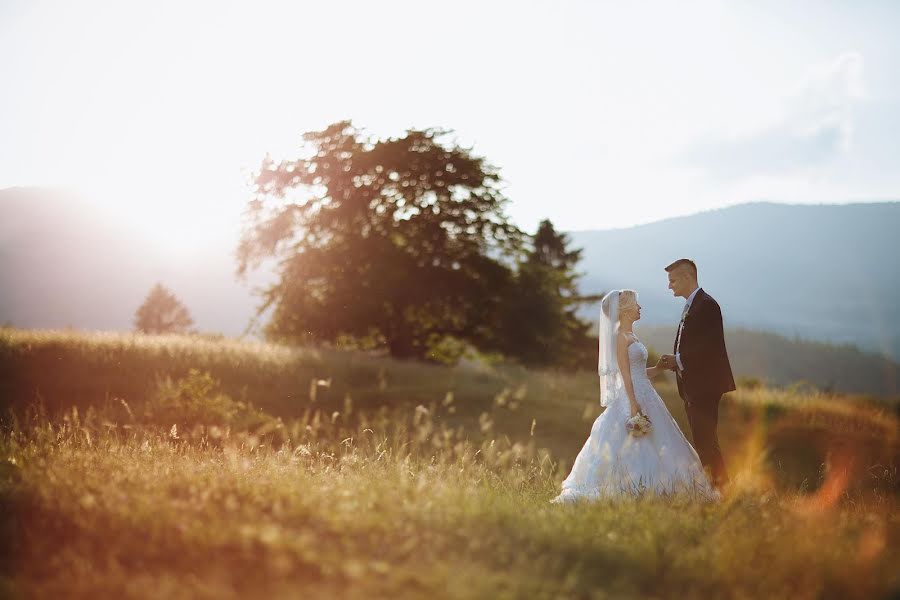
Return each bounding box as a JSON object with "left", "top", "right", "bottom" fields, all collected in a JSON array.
[
  {"left": 1, "top": 2, "right": 898, "bottom": 593},
  {"left": 5, "top": 0, "right": 900, "bottom": 237}
]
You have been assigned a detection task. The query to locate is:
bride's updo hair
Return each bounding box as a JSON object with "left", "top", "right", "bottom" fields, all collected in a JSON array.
[
  {"left": 617, "top": 289, "right": 639, "bottom": 321},
  {"left": 600, "top": 289, "right": 639, "bottom": 321}
]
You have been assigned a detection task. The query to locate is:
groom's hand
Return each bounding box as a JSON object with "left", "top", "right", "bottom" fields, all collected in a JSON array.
[{"left": 659, "top": 355, "right": 676, "bottom": 370}]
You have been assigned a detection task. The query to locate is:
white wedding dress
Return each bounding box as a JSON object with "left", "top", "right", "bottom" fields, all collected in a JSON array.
[{"left": 552, "top": 339, "right": 718, "bottom": 503}]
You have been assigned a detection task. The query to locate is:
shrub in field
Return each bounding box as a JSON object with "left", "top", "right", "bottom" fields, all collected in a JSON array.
[
  {"left": 143, "top": 368, "right": 274, "bottom": 434},
  {"left": 736, "top": 375, "right": 764, "bottom": 390}
]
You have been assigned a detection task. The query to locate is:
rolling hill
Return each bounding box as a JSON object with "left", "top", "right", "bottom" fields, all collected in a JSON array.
[
  {"left": 569, "top": 201, "right": 900, "bottom": 359},
  {"left": 2, "top": 187, "right": 899, "bottom": 395}
]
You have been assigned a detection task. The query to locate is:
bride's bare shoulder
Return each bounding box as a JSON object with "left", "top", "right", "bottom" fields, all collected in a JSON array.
[{"left": 616, "top": 331, "right": 636, "bottom": 348}]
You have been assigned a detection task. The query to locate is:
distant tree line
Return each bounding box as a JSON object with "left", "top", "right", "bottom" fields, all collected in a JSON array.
[{"left": 236, "top": 121, "right": 602, "bottom": 370}]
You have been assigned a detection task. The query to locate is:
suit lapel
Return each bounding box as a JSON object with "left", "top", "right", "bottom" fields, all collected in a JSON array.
[
  {"left": 684, "top": 288, "right": 705, "bottom": 322},
  {"left": 675, "top": 288, "right": 704, "bottom": 352}
]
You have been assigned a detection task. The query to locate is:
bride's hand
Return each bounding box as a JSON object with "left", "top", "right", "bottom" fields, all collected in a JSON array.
[{"left": 630, "top": 402, "right": 640, "bottom": 417}]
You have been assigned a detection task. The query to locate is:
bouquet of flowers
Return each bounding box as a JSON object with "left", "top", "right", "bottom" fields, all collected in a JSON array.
[{"left": 626, "top": 413, "right": 652, "bottom": 437}]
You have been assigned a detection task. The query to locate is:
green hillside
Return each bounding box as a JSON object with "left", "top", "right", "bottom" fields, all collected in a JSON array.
[
  {"left": 1, "top": 328, "right": 896, "bottom": 484},
  {"left": 636, "top": 326, "right": 900, "bottom": 398},
  {"left": 1, "top": 329, "right": 898, "bottom": 598}
]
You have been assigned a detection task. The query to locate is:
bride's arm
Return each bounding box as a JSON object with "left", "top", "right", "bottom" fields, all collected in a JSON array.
[
  {"left": 616, "top": 335, "right": 641, "bottom": 417},
  {"left": 646, "top": 358, "right": 667, "bottom": 379}
]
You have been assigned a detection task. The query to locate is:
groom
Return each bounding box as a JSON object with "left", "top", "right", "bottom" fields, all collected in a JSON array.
[{"left": 659, "top": 259, "right": 735, "bottom": 488}]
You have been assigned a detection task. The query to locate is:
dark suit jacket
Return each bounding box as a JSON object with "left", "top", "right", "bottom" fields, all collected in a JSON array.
[{"left": 674, "top": 289, "right": 736, "bottom": 402}]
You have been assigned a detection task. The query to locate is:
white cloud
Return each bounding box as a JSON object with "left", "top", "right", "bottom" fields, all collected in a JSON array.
[
  {"left": 684, "top": 52, "right": 868, "bottom": 179},
  {"left": 790, "top": 51, "right": 866, "bottom": 149}
]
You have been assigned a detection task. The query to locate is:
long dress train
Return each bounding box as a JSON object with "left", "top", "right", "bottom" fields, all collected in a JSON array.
[{"left": 552, "top": 340, "right": 718, "bottom": 502}]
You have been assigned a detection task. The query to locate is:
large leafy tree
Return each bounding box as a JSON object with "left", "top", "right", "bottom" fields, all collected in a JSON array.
[{"left": 238, "top": 121, "right": 522, "bottom": 359}]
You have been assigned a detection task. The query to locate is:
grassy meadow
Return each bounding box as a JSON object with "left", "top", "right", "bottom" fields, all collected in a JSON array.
[{"left": 1, "top": 328, "right": 898, "bottom": 598}]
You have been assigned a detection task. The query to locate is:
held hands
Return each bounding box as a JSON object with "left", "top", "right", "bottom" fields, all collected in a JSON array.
[{"left": 657, "top": 355, "right": 678, "bottom": 371}]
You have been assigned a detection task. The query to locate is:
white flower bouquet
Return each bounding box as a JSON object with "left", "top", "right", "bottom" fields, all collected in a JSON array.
[{"left": 625, "top": 413, "right": 652, "bottom": 437}]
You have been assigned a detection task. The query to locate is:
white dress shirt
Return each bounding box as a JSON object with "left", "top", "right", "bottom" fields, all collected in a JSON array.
[{"left": 675, "top": 286, "right": 700, "bottom": 372}]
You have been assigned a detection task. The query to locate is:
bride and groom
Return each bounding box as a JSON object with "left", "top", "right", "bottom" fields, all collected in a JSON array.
[{"left": 552, "top": 259, "right": 736, "bottom": 503}]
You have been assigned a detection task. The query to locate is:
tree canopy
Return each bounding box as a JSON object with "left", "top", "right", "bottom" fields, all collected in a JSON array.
[
  {"left": 239, "top": 121, "right": 604, "bottom": 367},
  {"left": 238, "top": 121, "right": 523, "bottom": 359}
]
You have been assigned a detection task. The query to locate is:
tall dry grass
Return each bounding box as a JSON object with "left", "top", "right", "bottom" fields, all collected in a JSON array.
[{"left": 1, "top": 328, "right": 898, "bottom": 598}]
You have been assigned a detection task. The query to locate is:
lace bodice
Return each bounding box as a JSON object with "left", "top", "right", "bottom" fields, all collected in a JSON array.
[
  {"left": 627, "top": 340, "right": 649, "bottom": 381},
  {"left": 625, "top": 340, "right": 658, "bottom": 415}
]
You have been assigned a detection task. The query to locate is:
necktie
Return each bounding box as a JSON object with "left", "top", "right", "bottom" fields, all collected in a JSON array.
[{"left": 675, "top": 303, "right": 689, "bottom": 353}]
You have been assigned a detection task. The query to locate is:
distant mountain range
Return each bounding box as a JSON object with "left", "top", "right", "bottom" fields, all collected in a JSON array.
[
  {"left": 1, "top": 187, "right": 899, "bottom": 394},
  {"left": 637, "top": 326, "right": 897, "bottom": 397},
  {"left": 568, "top": 201, "right": 900, "bottom": 359}
]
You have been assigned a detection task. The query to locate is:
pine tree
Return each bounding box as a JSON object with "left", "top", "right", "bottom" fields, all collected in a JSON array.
[
  {"left": 502, "top": 220, "right": 600, "bottom": 369},
  {"left": 134, "top": 283, "right": 194, "bottom": 334}
]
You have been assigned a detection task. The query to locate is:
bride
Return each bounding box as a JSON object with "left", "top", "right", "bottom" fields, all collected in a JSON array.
[{"left": 551, "top": 289, "right": 718, "bottom": 502}]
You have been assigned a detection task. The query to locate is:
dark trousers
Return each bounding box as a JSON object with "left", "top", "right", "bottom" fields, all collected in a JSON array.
[{"left": 683, "top": 392, "right": 729, "bottom": 487}]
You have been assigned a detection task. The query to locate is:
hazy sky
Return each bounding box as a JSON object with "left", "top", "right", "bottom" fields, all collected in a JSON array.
[{"left": 2, "top": 0, "right": 899, "bottom": 251}]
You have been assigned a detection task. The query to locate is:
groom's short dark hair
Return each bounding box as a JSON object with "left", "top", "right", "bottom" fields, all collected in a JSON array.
[{"left": 665, "top": 259, "right": 697, "bottom": 279}]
